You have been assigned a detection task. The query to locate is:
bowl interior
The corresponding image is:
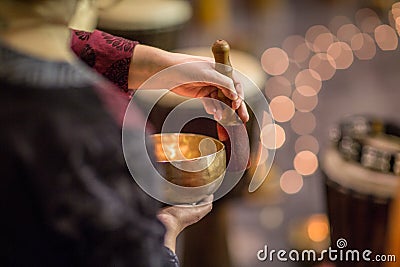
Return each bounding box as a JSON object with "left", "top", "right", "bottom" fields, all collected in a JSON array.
[
  {"left": 151, "top": 133, "right": 224, "bottom": 162},
  {"left": 149, "top": 133, "right": 226, "bottom": 204}
]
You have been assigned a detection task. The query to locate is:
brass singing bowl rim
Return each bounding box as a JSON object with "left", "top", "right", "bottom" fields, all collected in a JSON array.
[{"left": 150, "top": 133, "right": 225, "bottom": 163}]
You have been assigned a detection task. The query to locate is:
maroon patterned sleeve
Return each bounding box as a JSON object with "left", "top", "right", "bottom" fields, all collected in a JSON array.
[{"left": 71, "top": 30, "right": 139, "bottom": 92}]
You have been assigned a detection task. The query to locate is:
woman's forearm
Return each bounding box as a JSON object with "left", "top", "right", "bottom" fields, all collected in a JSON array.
[{"left": 128, "top": 44, "right": 206, "bottom": 90}]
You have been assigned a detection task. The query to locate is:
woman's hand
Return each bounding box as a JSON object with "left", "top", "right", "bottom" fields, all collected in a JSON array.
[
  {"left": 168, "top": 55, "right": 249, "bottom": 123},
  {"left": 156, "top": 196, "right": 213, "bottom": 252},
  {"left": 129, "top": 45, "right": 249, "bottom": 123}
]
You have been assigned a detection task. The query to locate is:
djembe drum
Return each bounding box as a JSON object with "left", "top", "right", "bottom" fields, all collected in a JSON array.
[
  {"left": 385, "top": 179, "right": 400, "bottom": 266},
  {"left": 97, "top": 0, "right": 192, "bottom": 50},
  {"left": 322, "top": 116, "right": 400, "bottom": 267}
]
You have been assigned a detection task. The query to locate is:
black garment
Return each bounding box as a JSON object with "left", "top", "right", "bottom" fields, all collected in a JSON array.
[{"left": 0, "top": 43, "right": 178, "bottom": 267}]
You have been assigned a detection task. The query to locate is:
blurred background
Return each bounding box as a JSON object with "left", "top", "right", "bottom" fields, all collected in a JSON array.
[{"left": 96, "top": 0, "right": 400, "bottom": 266}]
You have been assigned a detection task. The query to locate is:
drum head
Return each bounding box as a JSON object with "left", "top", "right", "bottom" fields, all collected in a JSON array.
[
  {"left": 322, "top": 147, "right": 399, "bottom": 198},
  {"left": 98, "top": 0, "right": 193, "bottom": 31}
]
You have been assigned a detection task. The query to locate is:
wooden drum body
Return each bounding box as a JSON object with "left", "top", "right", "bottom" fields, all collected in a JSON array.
[{"left": 322, "top": 147, "right": 398, "bottom": 267}]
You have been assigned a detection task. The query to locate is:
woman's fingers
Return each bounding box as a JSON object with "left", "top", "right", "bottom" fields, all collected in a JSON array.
[
  {"left": 232, "top": 82, "right": 243, "bottom": 110},
  {"left": 214, "top": 72, "right": 238, "bottom": 101},
  {"left": 201, "top": 93, "right": 223, "bottom": 121},
  {"left": 237, "top": 101, "right": 250, "bottom": 123},
  {"left": 201, "top": 87, "right": 249, "bottom": 123}
]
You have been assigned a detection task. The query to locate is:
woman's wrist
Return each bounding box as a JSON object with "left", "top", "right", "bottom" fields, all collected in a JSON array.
[
  {"left": 158, "top": 212, "right": 181, "bottom": 253},
  {"left": 128, "top": 44, "right": 175, "bottom": 89},
  {"left": 128, "top": 44, "right": 209, "bottom": 90},
  {"left": 163, "top": 227, "right": 179, "bottom": 253}
]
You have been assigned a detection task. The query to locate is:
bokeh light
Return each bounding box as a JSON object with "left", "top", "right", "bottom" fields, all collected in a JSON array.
[
  {"left": 360, "top": 16, "right": 381, "bottom": 33},
  {"left": 260, "top": 7, "right": 391, "bottom": 195},
  {"left": 391, "top": 2, "right": 400, "bottom": 34},
  {"left": 261, "top": 47, "right": 290, "bottom": 76},
  {"left": 295, "top": 135, "right": 320, "bottom": 154},
  {"left": 351, "top": 33, "right": 376, "bottom": 60},
  {"left": 283, "top": 35, "right": 304, "bottom": 57},
  {"left": 283, "top": 60, "right": 302, "bottom": 83},
  {"left": 282, "top": 35, "right": 311, "bottom": 64},
  {"left": 292, "top": 89, "right": 318, "bottom": 112},
  {"left": 295, "top": 85, "right": 317, "bottom": 97},
  {"left": 396, "top": 17, "right": 400, "bottom": 35},
  {"left": 337, "top": 24, "right": 361, "bottom": 44},
  {"left": 280, "top": 170, "right": 304, "bottom": 194},
  {"left": 327, "top": 41, "right": 354, "bottom": 69},
  {"left": 291, "top": 111, "right": 316, "bottom": 135},
  {"left": 355, "top": 8, "right": 381, "bottom": 33},
  {"left": 374, "top": 24, "right": 398, "bottom": 51},
  {"left": 265, "top": 76, "right": 292, "bottom": 100},
  {"left": 355, "top": 8, "right": 377, "bottom": 24},
  {"left": 295, "top": 69, "right": 322, "bottom": 96},
  {"left": 293, "top": 44, "right": 311, "bottom": 65},
  {"left": 305, "top": 25, "right": 331, "bottom": 52},
  {"left": 294, "top": 150, "right": 319, "bottom": 176},
  {"left": 313, "top": 32, "right": 335, "bottom": 53},
  {"left": 260, "top": 124, "right": 286, "bottom": 149},
  {"left": 270, "top": 96, "right": 295, "bottom": 122},
  {"left": 307, "top": 214, "right": 330, "bottom": 242},
  {"left": 309, "top": 53, "right": 336, "bottom": 81}
]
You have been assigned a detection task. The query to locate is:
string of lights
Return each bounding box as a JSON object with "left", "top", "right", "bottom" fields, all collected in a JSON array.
[{"left": 259, "top": 2, "right": 400, "bottom": 195}]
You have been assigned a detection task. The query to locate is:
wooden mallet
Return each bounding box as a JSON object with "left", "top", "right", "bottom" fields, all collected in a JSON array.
[{"left": 212, "top": 40, "right": 250, "bottom": 172}]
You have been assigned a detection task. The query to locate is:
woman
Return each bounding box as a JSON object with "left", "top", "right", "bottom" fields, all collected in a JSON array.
[{"left": 0, "top": 0, "right": 247, "bottom": 266}]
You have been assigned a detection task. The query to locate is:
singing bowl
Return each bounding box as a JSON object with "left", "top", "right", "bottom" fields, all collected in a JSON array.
[{"left": 150, "top": 133, "right": 226, "bottom": 204}]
